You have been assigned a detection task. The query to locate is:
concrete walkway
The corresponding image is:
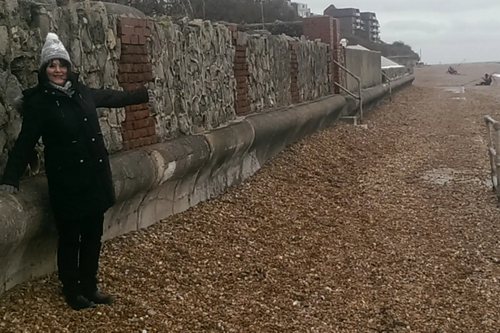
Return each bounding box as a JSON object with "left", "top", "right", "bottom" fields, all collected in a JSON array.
[{"left": 2, "top": 64, "right": 500, "bottom": 332}]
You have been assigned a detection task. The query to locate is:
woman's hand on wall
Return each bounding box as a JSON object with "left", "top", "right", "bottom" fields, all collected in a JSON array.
[{"left": 0, "top": 184, "right": 19, "bottom": 194}]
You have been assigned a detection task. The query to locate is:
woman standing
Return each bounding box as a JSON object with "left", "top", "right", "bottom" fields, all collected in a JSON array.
[{"left": 0, "top": 33, "right": 151, "bottom": 310}]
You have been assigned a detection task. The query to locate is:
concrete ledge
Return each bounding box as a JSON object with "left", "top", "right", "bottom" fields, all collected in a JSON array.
[
  {"left": 246, "top": 95, "right": 346, "bottom": 164},
  {"left": 0, "top": 93, "right": 349, "bottom": 294},
  {"left": 341, "top": 74, "right": 416, "bottom": 118},
  {"left": 0, "top": 80, "right": 410, "bottom": 295}
]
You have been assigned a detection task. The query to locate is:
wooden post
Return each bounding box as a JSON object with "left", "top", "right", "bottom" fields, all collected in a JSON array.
[
  {"left": 484, "top": 116, "right": 500, "bottom": 195},
  {"left": 485, "top": 120, "right": 495, "bottom": 188},
  {"left": 494, "top": 122, "right": 500, "bottom": 198}
]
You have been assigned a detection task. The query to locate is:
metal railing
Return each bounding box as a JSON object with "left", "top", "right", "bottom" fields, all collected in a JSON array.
[
  {"left": 381, "top": 72, "right": 392, "bottom": 101},
  {"left": 484, "top": 115, "right": 500, "bottom": 198},
  {"left": 333, "top": 59, "right": 363, "bottom": 122}
]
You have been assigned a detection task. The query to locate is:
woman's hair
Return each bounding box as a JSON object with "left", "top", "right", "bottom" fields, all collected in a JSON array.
[{"left": 38, "top": 58, "right": 72, "bottom": 84}]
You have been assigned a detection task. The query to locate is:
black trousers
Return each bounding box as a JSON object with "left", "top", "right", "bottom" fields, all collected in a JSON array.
[{"left": 54, "top": 212, "right": 104, "bottom": 297}]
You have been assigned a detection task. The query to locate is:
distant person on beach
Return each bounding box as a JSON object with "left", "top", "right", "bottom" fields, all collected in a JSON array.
[
  {"left": 447, "top": 66, "right": 458, "bottom": 75},
  {"left": 476, "top": 74, "right": 492, "bottom": 86}
]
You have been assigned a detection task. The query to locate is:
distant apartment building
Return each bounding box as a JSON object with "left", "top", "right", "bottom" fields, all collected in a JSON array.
[
  {"left": 360, "top": 12, "right": 380, "bottom": 43},
  {"left": 292, "top": 2, "right": 312, "bottom": 18},
  {"left": 283, "top": 0, "right": 312, "bottom": 18},
  {"left": 323, "top": 5, "right": 381, "bottom": 43},
  {"left": 323, "top": 5, "right": 362, "bottom": 35}
]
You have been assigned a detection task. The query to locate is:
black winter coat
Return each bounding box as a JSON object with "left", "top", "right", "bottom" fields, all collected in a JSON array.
[{"left": 1, "top": 74, "right": 148, "bottom": 220}]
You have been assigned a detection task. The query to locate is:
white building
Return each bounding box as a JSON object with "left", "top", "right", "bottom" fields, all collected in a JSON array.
[{"left": 292, "top": 2, "right": 312, "bottom": 17}]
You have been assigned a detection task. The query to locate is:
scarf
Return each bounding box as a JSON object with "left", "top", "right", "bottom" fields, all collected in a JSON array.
[{"left": 48, "top": 80, "right": 75, "bottom": 97}]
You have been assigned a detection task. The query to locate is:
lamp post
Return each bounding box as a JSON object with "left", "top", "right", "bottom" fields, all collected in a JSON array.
[{"left": 261, "top": 0, "right": 265, "bottom": 30}]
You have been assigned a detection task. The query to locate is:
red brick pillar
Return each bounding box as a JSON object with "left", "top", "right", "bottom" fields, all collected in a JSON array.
[
  {"left": 227, "top": 25, "right": 251, "bottom": 115},
  {"left": 117, "top": 17, "right": 158, "bottom": 150},
  {"left": 302, "top": 16, "right": 341, "bottom": 94},
  {"left": 289, "top": 41, "right": 300, "bottom": 104}
]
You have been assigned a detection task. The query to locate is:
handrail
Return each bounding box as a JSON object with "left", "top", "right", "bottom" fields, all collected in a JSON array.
[
  {"left": 381, "top": 72, "right": 392, "bottom": 101},
  {"left": 484, "top": 115, "right": 500, "bottom": 200},
  {"left": 333, "top": 59, "right": 363, "bottom": 122},
  {"left": 334, "top": 82, "right": 359, "bottom": 99},
  {"left": 485, "top": 115, "right": 500, "bottom": 129}
]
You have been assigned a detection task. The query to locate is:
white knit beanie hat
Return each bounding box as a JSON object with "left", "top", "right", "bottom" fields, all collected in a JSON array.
[{"left": 40, "top": 32, "right": 72, "bottom": 68}]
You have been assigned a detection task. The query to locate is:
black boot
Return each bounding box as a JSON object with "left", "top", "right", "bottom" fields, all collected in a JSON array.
[
  {"left": 65, "top": 295, "right": 97, "bottom": 310},
  {"left": 84, "top": 290, "right": 115, "bottom": 304}
]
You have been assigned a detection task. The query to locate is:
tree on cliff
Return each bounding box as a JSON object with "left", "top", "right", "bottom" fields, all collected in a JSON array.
[
  {"left": 388, "top": 41, "right": 420, "bottom": 60},
  {"left": 344, "top": 33, "right": 420, "bottom": 61},
  {"left": 170, "top": 0, "right": 299, "bottom": 23},
  {"left": 103, "top": 0, "right": 299, "bottom": 23}
]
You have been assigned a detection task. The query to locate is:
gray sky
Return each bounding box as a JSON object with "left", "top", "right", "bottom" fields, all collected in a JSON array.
[{"left": 308, "top": 0, "right": 500, "bottom": 65}]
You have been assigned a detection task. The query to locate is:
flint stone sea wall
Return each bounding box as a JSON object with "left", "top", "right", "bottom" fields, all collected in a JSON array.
[
  {"left": 0, "top": 0, "right": 334, "bottom": 177},
  {"left": 149, "top": 18, "right": 236, "bottom": 138},
  {"left": 294, "top": 38, "right": 331, "bottom": 102},
  {"left": 246, "top": 33, "right": 292, "bottom": 112}
]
